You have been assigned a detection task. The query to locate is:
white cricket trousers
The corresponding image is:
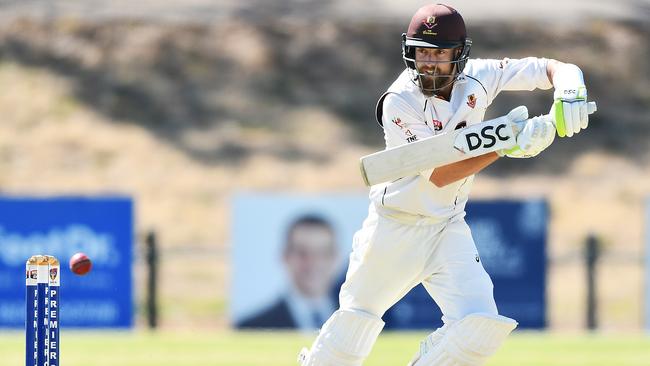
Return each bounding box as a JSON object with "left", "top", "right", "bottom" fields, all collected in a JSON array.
[{"left": 339, "top": 204, "right": 498, "bottom": 323}]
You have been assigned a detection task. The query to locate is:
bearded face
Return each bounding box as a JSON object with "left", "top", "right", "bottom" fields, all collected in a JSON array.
[{"left": 414, "top": 47, "right": 459, "bottom": 96}]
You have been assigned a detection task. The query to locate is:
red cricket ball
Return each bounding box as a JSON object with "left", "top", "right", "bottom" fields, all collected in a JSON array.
[{"left": 69, "top": 253, "right": 92, "bottom": 275}]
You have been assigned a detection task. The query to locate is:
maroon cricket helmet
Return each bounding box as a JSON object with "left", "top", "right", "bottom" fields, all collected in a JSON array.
[{"left": 402, "top": 4, "right": 472, "bottom": 92}]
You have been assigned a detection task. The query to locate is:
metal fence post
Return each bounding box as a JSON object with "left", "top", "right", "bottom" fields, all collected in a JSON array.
[
  {"left": 585, "top": 234, "right": 600, "bottom": 331},
  {"left": 145, "top": 231, "right": 159, "bottom": 329}
]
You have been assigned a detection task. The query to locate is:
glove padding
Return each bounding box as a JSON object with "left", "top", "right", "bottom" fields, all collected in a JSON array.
[
  {"left": 551, "top": 63, "right": 588, "bottom": 137},
  {"left": 498, "top": 115, "right": 556, "bottom": 158}
]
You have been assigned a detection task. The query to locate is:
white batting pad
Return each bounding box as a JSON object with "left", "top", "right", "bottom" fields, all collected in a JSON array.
[
  {"left": 298, "top": 309, "right": 385, "bottom": 366},
  {"left": 407, "top": 325, "right": 449, "bottom": 366},
  {"left": 410, "top": 313, "right": 517, "bottom": 366}
]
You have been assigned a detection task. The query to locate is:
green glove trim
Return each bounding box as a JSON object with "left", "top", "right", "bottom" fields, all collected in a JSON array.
[
  {"left": 500, "top": 145, "right": 521, "bottom": 157},
  {"left": 554, "top": 99, "right": 566, "bottom": 138},
  {"left": 554, "top": 87, "right": 587, "bottom": 138}
]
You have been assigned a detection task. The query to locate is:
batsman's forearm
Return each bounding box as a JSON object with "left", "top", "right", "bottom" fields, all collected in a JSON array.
[
  {"left": 429, "top": 152, "right": 499, "bottom": 188},
  {"left": 546, "top": 59, "right": 563, "bottom": 85}
]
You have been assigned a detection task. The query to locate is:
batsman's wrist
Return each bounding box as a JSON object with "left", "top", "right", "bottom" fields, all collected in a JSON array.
[{"left": 552, "top": 63, "right": 585, "bottom": 99}]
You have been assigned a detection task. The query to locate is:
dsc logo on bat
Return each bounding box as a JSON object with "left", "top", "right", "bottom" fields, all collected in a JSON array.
[{"left": 463, "top": 124, "right": 511, "bottom": 151}]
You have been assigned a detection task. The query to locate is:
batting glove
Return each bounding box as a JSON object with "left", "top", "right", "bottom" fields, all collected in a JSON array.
[
  {"left": 498, "top": 115, "right": 556, "bottom": 158},
  {"left": 551, "top": 63, "right": 588, "bottom": 138}
]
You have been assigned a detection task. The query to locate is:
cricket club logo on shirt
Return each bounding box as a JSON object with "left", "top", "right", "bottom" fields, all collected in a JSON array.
[
  {"left": 466, "top": 94, "right": 477, "bottom": 109},
  {"left": 50, "top": 268, "right": 58, "bottom": 280},
  {"left": 431, "top": 119, "right": 443, "bottom": 131},
  {"left": 404, "top": 129, "right": 417, "bottom": 142},
  {"left": 392, "top": 117, "right": 404, "bottom": 129}
]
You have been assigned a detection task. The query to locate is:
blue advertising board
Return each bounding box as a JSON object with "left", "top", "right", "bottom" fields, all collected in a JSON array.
[
  {"left": 0, "top": 196, "right": 133, "bottom": 328},
  {"left": 384, "top": 199, "right": 547, "bottom": 329},
  {"left": 231, "top": 193, "right": 547, "bottom": 330}
]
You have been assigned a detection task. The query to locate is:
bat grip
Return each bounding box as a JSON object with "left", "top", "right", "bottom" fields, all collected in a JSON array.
[{"left": 586, "top": 101, "right": 597, "bottom": 114}]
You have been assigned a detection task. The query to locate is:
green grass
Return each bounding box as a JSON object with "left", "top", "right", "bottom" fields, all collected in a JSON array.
[{"left": 2, "top": 331, "right": 650, "bottom": 365}]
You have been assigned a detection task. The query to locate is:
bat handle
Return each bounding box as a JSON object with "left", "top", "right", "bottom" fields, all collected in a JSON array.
[{"left": 586, "top": 101, "right": 597, "bottom": 114}]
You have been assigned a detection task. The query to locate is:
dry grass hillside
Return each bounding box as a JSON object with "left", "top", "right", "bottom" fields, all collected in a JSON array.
[{"left": 0, "top": 17, "right": 648, "bottom": 330}]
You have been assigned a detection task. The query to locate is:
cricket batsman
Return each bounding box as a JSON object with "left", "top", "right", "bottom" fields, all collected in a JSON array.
[{"left": 299, "top": 3, "right": 591, "bottom": 365}]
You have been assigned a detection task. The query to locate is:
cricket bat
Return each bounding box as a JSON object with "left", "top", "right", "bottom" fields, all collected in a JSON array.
[{"left": 360, "top": 102, "right": 597, "bottom": 186}]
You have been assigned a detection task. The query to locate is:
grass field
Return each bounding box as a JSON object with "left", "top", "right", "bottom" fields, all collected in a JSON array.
[{"left": 2, "top": 331, "right": 650, "bottom": 365}]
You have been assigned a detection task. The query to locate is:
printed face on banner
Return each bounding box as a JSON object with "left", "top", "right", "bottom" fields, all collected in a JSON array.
[{"left": 231, "top": 193, "right": 369, "bottom": 331}]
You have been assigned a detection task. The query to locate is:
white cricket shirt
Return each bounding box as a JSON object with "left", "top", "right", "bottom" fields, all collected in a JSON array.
[{"left": 370, "top": 57, "right": 553, "bottom": 221}]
